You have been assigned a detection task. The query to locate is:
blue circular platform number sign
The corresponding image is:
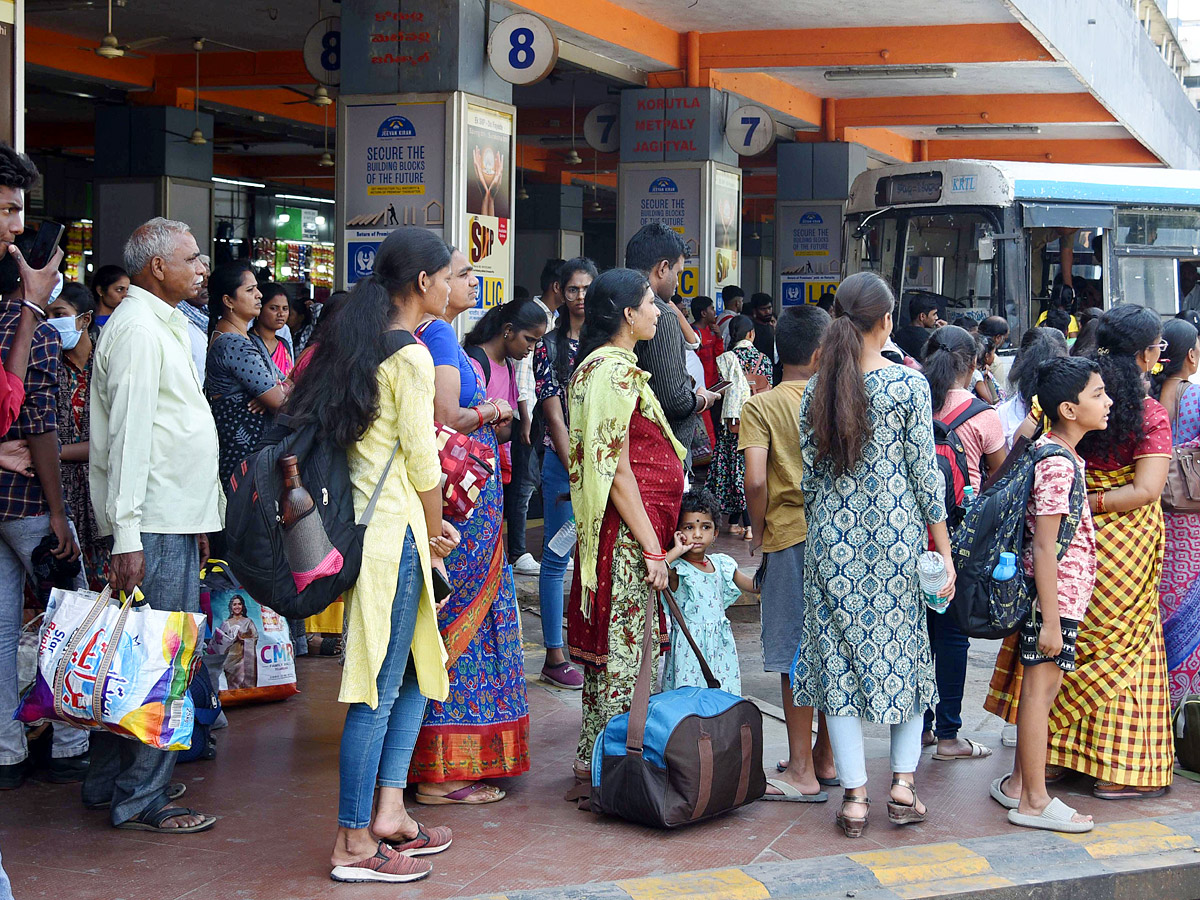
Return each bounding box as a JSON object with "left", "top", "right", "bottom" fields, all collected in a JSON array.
[
  {"left": 725, "top": 104, "right": 776, "bottom": 157},
  {"left": 303, "top": 16, "right": 341, "bottom": 86},
  {"left": 488, "top": 13, "right": 559, "bottom": 86}
]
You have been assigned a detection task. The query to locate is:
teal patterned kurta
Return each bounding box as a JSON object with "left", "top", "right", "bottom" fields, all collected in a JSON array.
[{"left": 792, "top": 365, "right": 946, "bottom": 724}]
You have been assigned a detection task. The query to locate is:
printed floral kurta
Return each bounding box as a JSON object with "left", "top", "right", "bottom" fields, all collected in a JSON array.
[{"left": 792, "top": 365, "right": 946, "bottom": 723}]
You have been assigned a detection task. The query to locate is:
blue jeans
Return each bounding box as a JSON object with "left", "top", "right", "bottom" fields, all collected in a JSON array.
[
  {"left": 0, "top": 514, "right": 90, "bottom": 765},
  {"left": 923, "top": 609, "right": 969, "bottom": 740},
  {"left": 538, "top": 451, "right": 572, "bottom": 650},
  {"left": 81, "top": 532, "right": 201, "bottom": 825},
  {"left": 338, "top": 528, "right": 426, "bottom": 829},
  {"left": 505, "top": 438, "right": 540, "bottom": 559}
]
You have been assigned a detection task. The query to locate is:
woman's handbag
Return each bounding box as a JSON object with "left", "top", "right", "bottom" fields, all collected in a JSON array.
[
  {"left": 16, "top": 585, "right": 205, "bottom": 750},
  {"left": 587, "top": 587, "right": 766, "bottom": 827},
  {"left": 434, "top": 422, "right": 495, "bottom": 520},
  {"left": 1161, "top": 386, "right": 1200, "bottom": 513}
]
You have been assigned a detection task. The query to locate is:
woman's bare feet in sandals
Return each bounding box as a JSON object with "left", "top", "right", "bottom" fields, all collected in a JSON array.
[{"left": 415, "top": 780, "right": 505, "bottom": 805}]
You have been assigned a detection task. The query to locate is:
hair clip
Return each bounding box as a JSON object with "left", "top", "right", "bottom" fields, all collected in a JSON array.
[
  {"left": 1097, "top": 347, "right": 1110, "bottom": 356},
  {"left": 1151, "top": 361, "right": 1165, "bottom": 375}
]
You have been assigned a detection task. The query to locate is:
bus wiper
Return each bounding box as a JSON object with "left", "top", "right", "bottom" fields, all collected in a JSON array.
[{"left": 853, "top": 206, "right": 895, "bottom": 239}]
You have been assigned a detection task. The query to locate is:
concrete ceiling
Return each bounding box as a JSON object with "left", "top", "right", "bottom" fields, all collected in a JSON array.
[{"left": 612, "top": 0, "right": 1015, "bottom": 31}]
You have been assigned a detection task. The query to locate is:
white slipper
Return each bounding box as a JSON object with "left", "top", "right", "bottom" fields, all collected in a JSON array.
[
  {"left": 933, "top": 737, "right": 993, "bottom": 760},
  {"left": 1007, "top": 797, "right": 1094, "bottom": 833},
  {"left": 761, "top": 777, "right": 827, "bottom": 803},
  {"left": 990, "top": 775, "right": 1019, "bottom": 810}
]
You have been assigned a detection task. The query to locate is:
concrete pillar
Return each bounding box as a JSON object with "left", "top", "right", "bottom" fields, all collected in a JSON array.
[{"left": 616, "top": 87, "right": 742, "bottom": 309}]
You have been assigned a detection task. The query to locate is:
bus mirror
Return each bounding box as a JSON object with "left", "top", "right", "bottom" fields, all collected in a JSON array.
[{"left": 977, "top": 236, "right": 995, "bottom": 261}]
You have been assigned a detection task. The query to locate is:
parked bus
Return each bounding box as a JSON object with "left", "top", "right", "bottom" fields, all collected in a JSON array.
[{"left": 844, "top": 160, "right": 1200, "bottom": 336}]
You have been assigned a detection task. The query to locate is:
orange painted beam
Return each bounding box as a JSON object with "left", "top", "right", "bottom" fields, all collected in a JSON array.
[
  {"left": 707, "top": 71, "right": 822, "bottom": 127},
  {"left": 925, "top": 138, "right": 1160, "bottom": 165},
  {"left": 844, "top": 127, "right": 916, "bottom": 163},
  {"left": 24, "top": 25, "right": 155, "bottom": 87},
  {"left": 838, "top": 93, "right": 1114, "bottom": 128},
  {"left": 508, "top": 0, "right": 683, "bottom": 69},
  {"left": 152, "top": 50, "right": 313, "bottom": 89},
  {"left": 647, "top": 71, "right": 686, "bottom": 89},
  {"left": 698, "top": 23, "right": 1052, "bottom": 69},
  {"left": 199, "top": 89, "right": 335, "bottom": 128}
]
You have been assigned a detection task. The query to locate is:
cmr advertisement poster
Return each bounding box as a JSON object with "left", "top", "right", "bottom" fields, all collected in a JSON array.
[
  {"left": 341, "top": 100, "right": 446, "bottom": 285},
  {"left": 461, "top": 103, "right": 514, "bottom": 324}
]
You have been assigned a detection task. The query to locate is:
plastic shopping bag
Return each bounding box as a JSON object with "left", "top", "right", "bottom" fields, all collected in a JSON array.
[{"left": 16, "top": 585, "right": 205, "bottom": 751}]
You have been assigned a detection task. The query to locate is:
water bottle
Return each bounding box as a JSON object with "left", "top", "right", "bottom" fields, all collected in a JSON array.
[
  {"left": 961, "top": 483, "right": 976, "bottom": 511},
  {"left": 992, "top": 551, "right": 1018, "bottom": 582},
  {"left": 917, "top": 551, "right": 950, "bottom": 614},
  {"left": 548, "top": 519, "right": 577, "bottom": 557}
]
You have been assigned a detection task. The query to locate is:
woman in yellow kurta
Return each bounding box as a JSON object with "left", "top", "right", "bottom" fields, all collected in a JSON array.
[{"left": 286, "top": 228, "right": 462, "bottom": 885}]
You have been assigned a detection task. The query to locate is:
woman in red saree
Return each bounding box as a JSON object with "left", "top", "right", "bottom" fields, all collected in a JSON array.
[{"left": 566, "top": 268, "right": 686, "bottom": 782}]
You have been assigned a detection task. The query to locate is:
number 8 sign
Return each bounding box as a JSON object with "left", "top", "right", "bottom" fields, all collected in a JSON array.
[
  {"left": 488, "top": 14, "right": 559, "bottom": 86},
  {"left": 725, "top": 104, "right": 776, "bottom": 157}
]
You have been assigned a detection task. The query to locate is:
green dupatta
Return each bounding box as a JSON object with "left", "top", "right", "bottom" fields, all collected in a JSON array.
[{"left": 566, "top": 345, "right": 686, "bottom": 617}]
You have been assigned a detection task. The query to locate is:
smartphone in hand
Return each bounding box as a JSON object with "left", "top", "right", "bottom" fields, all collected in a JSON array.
[
  {"left": 709, "top": 379, "right": 732, "bottom": 394},
  {"left": 25, "top": 222, "right": 65, "bottom": 270}
]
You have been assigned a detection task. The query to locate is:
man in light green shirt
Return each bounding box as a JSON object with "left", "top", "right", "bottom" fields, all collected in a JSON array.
[{"left": 84, "top": 217, "right": 221, "bottom": 834}]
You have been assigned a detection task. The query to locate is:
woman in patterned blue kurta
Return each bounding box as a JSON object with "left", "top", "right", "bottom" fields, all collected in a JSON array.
[{"left": 792, "top": 272, "right": 953, "bottom": 838}]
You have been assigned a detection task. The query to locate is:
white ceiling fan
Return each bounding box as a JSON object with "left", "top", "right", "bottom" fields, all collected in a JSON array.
[{"left": 89, "top": 0, "right": 167, "bottom": 58}]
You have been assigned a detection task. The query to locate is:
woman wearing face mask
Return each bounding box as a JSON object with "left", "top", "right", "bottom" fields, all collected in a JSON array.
[{"left": 48, "top": 282, "right": 109, "bottom": 589}]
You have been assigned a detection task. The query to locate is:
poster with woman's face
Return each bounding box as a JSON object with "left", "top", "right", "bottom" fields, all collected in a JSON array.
[
  {"left": 713, "top": 168, "right": 742, "bottom": 289},
  {"left": 465, "top": 106, "right": 513, "bottom": 220}
]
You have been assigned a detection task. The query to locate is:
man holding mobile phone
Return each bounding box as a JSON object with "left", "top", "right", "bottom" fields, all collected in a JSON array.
[{"left": 0, "top": 142, "right": 88, "bottom": 793}]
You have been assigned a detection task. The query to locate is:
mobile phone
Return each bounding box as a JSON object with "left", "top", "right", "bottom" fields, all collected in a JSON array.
[
  {"left": 709, "top": 379, "right": 732, "bottom": 393},
  {"left": 431, "top": 567, "right": 453, "bottom": 604},
  {"left": 24, "top": 222, "right": 65, "bottom": 270}
]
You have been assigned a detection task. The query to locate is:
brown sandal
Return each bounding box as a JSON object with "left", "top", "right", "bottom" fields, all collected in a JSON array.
[
  {"left": 836, "top": 795, "right": 870, "bottom": 838},
  {"left": 887, "top": 776, "right": 927, "bottom": 825}
]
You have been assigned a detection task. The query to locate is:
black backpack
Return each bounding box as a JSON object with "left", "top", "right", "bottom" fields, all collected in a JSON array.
[
  {"left": 948, "top": 438, "right": 1085, "bottom": 640},
  {"left": 222, "top": 330, "right": 414, "bottom": 620},
  {"left": 933, "top": 397, "right": 991, "bottom": 529},
  {"left": 465, "top": 345, "right": 515, "bottom": 388}
]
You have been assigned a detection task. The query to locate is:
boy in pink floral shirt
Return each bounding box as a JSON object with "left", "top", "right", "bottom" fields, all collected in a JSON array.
[{"left": 999, "top": 357, "right": 1111, "bottom": 834}]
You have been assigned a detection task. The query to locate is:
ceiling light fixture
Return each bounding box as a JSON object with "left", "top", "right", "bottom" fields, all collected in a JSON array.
[
  {"left": 824, "top": 65, "right": 958, "bottom": 81},
  {"left": 212, "top": 176, "right": 266, "bottom": 188},
  {"left": 275, "top": 193, "right": 335, "bottom": 204},
  {"left": 934, "top": 124, "right": 1041, "bottom": 135},
  {"left": 565, "top": 79, "right": 582, "bottom": 165},
  {"left": 188, "top": 40, "right": 207, "bottom": 145},
  {"left": 316, "top": 103, "right": 335, "bottom": 168}
]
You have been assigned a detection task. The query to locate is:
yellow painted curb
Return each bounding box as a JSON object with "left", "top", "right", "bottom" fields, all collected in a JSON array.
[
  {"left": 617, "top": 868, "right": 771, "bottom": 900},
  {"left": 849, "top": 842, "right": 991, "bottom": 886},
  {"left": 1059, "top": 820, "right": 1195, "bottom": 859}
]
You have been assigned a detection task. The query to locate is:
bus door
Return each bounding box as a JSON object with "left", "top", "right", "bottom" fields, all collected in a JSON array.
[{"left": 1021, "top": 203, "right": 1113, "bottom": 334}]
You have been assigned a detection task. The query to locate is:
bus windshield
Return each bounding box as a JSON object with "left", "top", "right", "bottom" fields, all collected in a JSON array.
[{"left": 900, "top": 212, "right": 997, "bottom": 320}]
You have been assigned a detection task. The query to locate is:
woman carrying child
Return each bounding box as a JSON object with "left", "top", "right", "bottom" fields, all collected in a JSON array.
[
  {"left": 663, "top": 489, "right": 757, "bottom": 694},
  {"left": 705, "top": 314, "right": 771, "bottom": 541}
]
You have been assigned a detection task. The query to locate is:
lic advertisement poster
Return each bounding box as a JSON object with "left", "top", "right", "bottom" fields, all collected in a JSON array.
[
  {"left": 341, "top": 100, "right": 446, "bottom": 285},
  {"left": 712, "top": 167, "right": 741, "bottom": 306},
  {"left": 462, "top": 103, "right": 514, "bottom": 325},
  {"left": 778, "top": 203, "right": 843, "bottom": 307},
  {"left": 619, "top": 166, "right": 702, "bottom": 298}
]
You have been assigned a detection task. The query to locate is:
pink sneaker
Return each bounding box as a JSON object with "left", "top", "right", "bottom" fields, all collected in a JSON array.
[
  {"left": 542, "top": 661, "right": 584, "bottom": 690},
  {"left": 330, "top": 842, "right": 433, "bottom": 883}
]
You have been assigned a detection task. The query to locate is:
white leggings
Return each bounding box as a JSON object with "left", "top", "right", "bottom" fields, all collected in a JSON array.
[{"left": 823, "top": 708, "right": 924, "bottom": 791}]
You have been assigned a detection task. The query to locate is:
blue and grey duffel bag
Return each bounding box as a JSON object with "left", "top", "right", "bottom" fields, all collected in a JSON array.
[{"left": 589, "top": 588, "right": 766, "bottom": 827}]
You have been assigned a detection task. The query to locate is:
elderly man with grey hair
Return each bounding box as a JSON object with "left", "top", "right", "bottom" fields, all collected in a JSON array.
[{"left": 83, "top": 217, "right": 221, "bottom": 834}]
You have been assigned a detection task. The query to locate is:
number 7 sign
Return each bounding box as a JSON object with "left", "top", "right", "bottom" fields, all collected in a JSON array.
[{"left": 725, "top": 104, "right": 776, "bottom": 157}]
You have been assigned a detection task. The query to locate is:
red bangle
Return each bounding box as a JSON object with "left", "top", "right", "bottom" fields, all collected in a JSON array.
[
  {"left": 643, "top": 549, "right": 666, "bottom": 562},
  {"left": 475, "top": 406, "right": 485, "bottom": 429},
  {"left": 1096, "top": 491, "right": 1106, "bottom": 514}
]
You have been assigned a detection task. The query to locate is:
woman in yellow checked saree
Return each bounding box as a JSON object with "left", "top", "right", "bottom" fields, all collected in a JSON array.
[{"left": 987, "top": 305, "right": 1173, "bottom": 799}]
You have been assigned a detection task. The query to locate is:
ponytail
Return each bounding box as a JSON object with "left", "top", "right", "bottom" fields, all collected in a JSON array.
[
  {"left": 922, "top": 325, "right": 976, "bottom": 411},
  {"left": 808, "top": 272, "right": 893, "bottom": 476}
]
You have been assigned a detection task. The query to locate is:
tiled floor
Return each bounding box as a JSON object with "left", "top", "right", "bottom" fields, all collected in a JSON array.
[{"left": 3, "top": 529, "right": 1196, "bottom": 899}]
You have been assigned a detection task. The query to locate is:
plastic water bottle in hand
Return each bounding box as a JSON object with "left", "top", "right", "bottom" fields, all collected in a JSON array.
[
  {"left": 548, "top": 519, "right": 577, "bottom": 556},
  {"left": 917, "top": 551, "right": 950, "bottom": 613}
]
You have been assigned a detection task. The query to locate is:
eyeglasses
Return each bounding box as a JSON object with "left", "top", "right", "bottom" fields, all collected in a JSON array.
[
  {"left": 564, "top": 285, "right": 588, "bottom": 298},
  {"left": 1149, "top": 339, "right": 1169, "bottom": 352}
]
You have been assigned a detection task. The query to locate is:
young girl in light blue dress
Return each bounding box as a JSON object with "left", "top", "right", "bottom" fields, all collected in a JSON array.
[{"left": 664, "top": 489, "right": 758, "bottom": 694}]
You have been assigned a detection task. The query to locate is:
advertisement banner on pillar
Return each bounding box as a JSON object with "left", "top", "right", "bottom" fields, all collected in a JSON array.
[
  {"left": 712, "top": 167, "right": 741, "bottom": 304},
  {"left": 461, "top": 102, "right": 514, "bottom": 324},
  {"left": 341, "top": 100, "right": 447, "bottom": 285},
  {"left": 778, "top": 203, "right": 843, "bottom": 307},
  {"left": 620, "top": 167, "right": 702, "bottom": 298}
]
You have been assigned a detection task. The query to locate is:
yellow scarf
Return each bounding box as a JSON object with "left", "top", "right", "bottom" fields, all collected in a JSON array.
[{"left": 566, "top": 345, "right": 685, "bottom": 615}]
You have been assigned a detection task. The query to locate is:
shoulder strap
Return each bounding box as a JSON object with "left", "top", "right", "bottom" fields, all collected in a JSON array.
[
  {"left": 1027, "top": 444, "right": 1086, "bottom": 561},
  {"left": 945, "top": 397, "right": 991, "bottom": 432},
  {"left": 465, "top": 345, "right": 492, "bottom": 386},
  {"left": 625, "top": 587, "right": 720, "bottom": 755},
  {"left": 381, "top": 328, "right": 417, "bottom": 358},
  {"left": 358, "top": 441, "right": 400, "bottom": 528}
]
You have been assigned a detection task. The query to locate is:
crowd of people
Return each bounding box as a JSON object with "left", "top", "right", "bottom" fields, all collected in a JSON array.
[{"left": 0, "top": 139, "right": 1195, "bottom": 888}]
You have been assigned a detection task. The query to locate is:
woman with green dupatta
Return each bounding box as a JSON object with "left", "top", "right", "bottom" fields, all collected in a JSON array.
[{"left": 566, "top": 268, "right": 686, "bottom": 783}]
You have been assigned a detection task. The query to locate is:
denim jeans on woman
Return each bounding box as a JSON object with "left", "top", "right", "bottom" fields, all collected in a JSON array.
[
  {"left": 338, "top": 527, "right": 427, "bottom": 829},
  {"left": 923, "top": 608, "right": 969, "bottom": 740},
  {"left": 538, "top": 451, "right": 572, "bottom": 649}
]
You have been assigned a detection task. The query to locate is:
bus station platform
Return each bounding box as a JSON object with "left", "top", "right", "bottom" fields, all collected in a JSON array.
[{"left": 2, "top": 530, "right": 1197, "bottom": 900}]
